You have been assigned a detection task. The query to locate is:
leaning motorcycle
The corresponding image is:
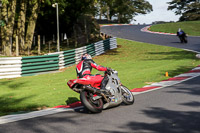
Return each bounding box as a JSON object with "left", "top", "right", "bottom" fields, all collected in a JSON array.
[{"left": 67, "top": 69, "right": 134, "bottom": 113}]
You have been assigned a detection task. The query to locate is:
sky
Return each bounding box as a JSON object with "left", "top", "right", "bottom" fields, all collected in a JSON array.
[{"left": 132, "top": 0, "right": 181, "bottom": 24}]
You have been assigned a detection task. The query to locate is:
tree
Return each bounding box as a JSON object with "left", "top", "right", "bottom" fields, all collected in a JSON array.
[
  {"left": 115, "top": 0, "right": 153, "bottom": 23},
  {"left": 0, "top": 0, "right": 17, "bottom": 56},
  {"left": 15, "top": 0, "right": 27, "bottom": 50},
  {"left": 0, "top": 0, "right": 51, "bottom": 55},
  {"left": 1, "top": 0, "right": 154, "bottom": 56},
  {"left": 96, "top": 0, "right": 153, "bottom": 23},
  {"left": 168, "top": 0, "right": 200, "bottom": 21},
  {"left": 25, "top": 0, "right": 41, "bottom": 51},
  {"left": 0, "top": 0, "right": 45, "bottom": 55}
]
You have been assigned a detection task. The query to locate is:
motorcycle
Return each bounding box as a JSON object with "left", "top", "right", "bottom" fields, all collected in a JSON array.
[
  {"left": 179, "top": 35, "right": 188, "bottom": 43},
  {"left": 67, "top": 69, "right": 134, "bottom": 113},
  {"left": 177, "top": 31, "right": 188, "bottom": 43}
]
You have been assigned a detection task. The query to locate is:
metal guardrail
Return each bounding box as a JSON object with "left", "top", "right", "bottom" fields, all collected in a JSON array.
[{"left": 0, "top": 37, "right": 117, "bottom": 79}]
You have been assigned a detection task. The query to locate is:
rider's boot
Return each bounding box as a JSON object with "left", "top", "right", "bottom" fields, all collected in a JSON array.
[{"left": 100, "top": 76, "right": 110, "bottom": 95}]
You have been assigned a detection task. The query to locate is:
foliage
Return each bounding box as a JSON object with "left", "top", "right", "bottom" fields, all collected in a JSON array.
[
  {"left": 0, "top": 0, "right": 153, "bottom": 56},
  {"left": 168, "top": 0, "right": 200, "bottom": 21},
  {"left": 149, "top": 20, "right": 200, "bottom": 36},
  {"left": 96, "top": 0, "right": 153, "bottom": 23}
]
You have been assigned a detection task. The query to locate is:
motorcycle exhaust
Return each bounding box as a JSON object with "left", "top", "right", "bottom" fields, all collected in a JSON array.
[
  {"left": 82, "top": 85, "right": 109, "bottom": 103},
  {"left": 82, "top": 85, "right": 101, "bottom": 94}
]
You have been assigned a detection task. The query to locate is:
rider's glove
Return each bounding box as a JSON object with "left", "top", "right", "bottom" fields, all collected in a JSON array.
[
  {"left": 107, "top": 67, "right": 112, "bottom": 72},
  {"left": 106, "top": 68, "right": 112, "bottom": 75}
]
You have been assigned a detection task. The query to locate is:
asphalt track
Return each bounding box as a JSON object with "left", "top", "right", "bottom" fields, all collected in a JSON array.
[
  {"left": 101, "top": 25, "right": 200, "bottom": 52},
  {"left": 0, "top": 25, "right": 200, "bottom": 133}
]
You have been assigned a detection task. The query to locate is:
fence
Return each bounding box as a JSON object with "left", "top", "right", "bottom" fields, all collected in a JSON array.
[{"left": 0, "top": 37, "right": 117, "bottom": 79}]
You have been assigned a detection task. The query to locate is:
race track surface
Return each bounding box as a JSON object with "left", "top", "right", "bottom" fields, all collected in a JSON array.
[{"left": 101, "top": 25, "right": 200, "bottom": 52}]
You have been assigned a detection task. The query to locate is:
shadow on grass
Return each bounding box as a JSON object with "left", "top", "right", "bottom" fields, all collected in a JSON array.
[
  {"left": 65, "top": 97, "right": 79, "bottom": 105},
  {"left": 103, "top": 45, "right": 121, "bottom": 56},
  {"left": 159, "top": 65, "right": 196, "bottom": 78},
  {"left": 145, "top": 50, "right": 199, "bottom": 77},
  {"left": 0, "top": 80, "right": 27, "bottom": 90},
  {"left": 0, "top": 93, "right": 48, "bottom": 116},
  {"left": 146, "top": 50, "right": 197, "bottom": 61}
]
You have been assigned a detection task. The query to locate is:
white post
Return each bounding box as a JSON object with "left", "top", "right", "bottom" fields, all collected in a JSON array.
[
  {"left": 16, "top": 36, "right": 19, "bottom": 56},
  {"left": 64, "top": 33, "right": 69, "bottom": 46},
  {"left": 38, "top": 35, "right": 41, "bottom": 55},
  {"left": 43, "top": 35, "right": 45, "bottom": 45},
  {"left": 52, "top": 3, "right": 60, "bottom": 51},
  {"left": 55, "top": 3, "right": 60, "bottom": 52},
  {"left": 53, "top": 34, "right": 55, "bottom": 43},
  {"left": 10, "top": 37, "right": 12, "bottom": 56}
]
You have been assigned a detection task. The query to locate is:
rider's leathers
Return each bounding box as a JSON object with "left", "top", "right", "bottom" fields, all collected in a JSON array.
[{"left": 76, "top": 59, "right": 107, "bottom": 87}]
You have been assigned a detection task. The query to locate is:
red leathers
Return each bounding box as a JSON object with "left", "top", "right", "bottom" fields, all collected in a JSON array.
[{"left": 76, "top": 58, "right": 107, "bottom": 87}]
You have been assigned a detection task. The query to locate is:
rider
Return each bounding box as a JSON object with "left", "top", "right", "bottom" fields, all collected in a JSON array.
[
  {"left": 76, "top": 53, "right": 110, "bottom": 94},
  {"left": 177, "top": 28, "right": 187, "bottom": 43}
]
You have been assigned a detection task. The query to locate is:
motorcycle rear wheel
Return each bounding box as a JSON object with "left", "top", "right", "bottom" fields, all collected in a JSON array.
[
  {"left": 80, "top": 91, "right": 103, "bottom": 113},
  {"left": 120, "top": 85, "right": 134, "bottom": 105}
]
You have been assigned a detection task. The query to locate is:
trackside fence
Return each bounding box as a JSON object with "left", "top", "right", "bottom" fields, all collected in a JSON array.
[{"left": 0, "top": 37, "right": 117, "bottom": 79}]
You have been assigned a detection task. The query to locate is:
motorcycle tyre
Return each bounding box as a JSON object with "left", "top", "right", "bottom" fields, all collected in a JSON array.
[
  {"left": 80, "top": 91, "right": 103, "bottom": 113},
  {"left": 120, "top": 85, "right": 134, "bottom": 105},
  {"left": 184, "top": 37, "right": 188, "bottom": 43}
]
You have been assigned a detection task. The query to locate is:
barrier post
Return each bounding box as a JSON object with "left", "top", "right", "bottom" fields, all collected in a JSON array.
[
  {"left": 16, "top": 36, "right": 19, "bottom": 56},
  {"left": 10, "top": 37, "right": 12, "bottom": 56},
  {"left": 43, "top": 35, "right": 45, "bottom": 45},
  {"left": 38, "top": 35, "right": 41, "bottom": 55},
  {"left": 49, "top": 41, "right": 51, "bottom": 53}
]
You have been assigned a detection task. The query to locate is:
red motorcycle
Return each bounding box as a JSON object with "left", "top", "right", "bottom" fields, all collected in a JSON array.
[{"left": 67, "top": 69, "right": 134, "bottom": 113}]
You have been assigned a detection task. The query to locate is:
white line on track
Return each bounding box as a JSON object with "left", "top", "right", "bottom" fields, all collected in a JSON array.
[{"left": 0, "top": 106, "right": 83, "bottom": 125}]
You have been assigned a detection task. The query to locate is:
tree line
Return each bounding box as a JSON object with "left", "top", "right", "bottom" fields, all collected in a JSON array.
[
  {"left": 168, "top": 0, "right": 200, "bottom": 21},
  {"left": 1, "top": 0, "right": 198, "bottom": 56},
  {"left": 0, "top": 0, "right": 153, "bottom": 56}
]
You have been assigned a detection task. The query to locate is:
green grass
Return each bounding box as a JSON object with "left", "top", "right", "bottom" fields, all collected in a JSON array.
[
  {"left": 1, "top": 38, "right": 200, "bottom": 116},
  {"left": 149, "top": 21, "right": 200, "bottom": 36}
]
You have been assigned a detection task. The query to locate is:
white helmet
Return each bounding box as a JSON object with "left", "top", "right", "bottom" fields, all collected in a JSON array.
[{"left": 81, "top": 53, "right": 92, "bottom": 60}]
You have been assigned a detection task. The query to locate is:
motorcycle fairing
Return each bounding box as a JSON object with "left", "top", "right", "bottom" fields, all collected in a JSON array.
[
  {"left": 103, "top": 71, "right": 123, "bottom": 109},
  {"left": 67, "top": 75, "right": 104, "bottom": 89},
  {"left": 76, "top": 61, "right": 84, "bottom": 73}
]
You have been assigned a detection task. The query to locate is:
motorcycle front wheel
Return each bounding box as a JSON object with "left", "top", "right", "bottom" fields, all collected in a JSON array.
[
  {"left": 80, "top": 91, "right": 103, "bottom": 113},
  {"left": 120, "top": 85, "right": 134, "bottom": 105}
]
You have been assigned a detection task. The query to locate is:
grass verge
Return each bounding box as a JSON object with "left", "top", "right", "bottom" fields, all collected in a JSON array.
[
  {"left": 149, "top": 21, "right": 200, "bottom": 36},
  {"left": 1, "top": 38, "right": 200, "bottom": 116}
]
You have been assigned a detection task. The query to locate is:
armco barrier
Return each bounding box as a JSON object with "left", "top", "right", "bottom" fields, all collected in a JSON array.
[
  {"left": 0, "top": 57, "right": 22, "bottom": 79},
  {"left": 21, "top": 54, "right": 60, "bottom": 77},
  {"left": 0, "top": 37, "right": 117, "bottom": 79}
]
